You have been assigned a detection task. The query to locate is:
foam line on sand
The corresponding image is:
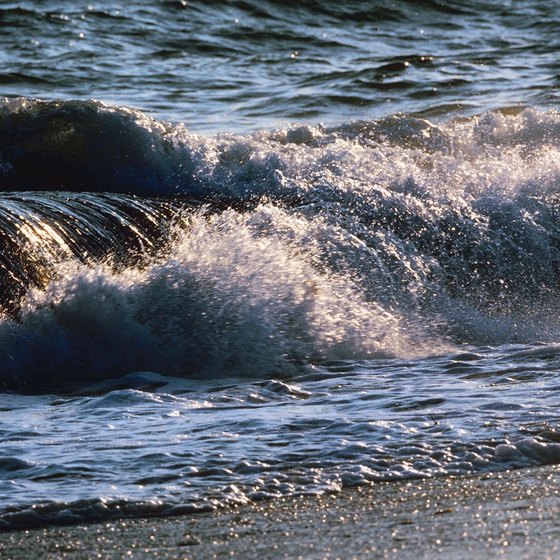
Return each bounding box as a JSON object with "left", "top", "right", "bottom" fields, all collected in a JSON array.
[{"left": 2, "top": 465, "right": 560, "bottom": 559}]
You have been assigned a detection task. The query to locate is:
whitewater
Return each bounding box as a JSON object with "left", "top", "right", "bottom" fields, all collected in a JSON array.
[{"left": 2, "top": 0, "right": 560, "bottom": 530}]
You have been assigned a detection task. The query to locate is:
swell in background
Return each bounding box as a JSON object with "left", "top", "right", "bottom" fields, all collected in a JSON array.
[{"left": 1, "top": 0, "right": 559, "bottom": 132}]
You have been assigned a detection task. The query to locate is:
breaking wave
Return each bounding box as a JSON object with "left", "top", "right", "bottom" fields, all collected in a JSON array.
[{"left": 2, "top": 99, "right": 560, "bottom": 389}]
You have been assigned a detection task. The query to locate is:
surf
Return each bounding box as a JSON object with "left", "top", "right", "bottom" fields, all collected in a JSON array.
[{"left": 2, "top": 99, "right": 560, "bottom": 391}]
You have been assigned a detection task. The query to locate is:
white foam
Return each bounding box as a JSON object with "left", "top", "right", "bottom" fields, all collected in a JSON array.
[{"left": 0, "top": 208, "right": 440, "bottom": 387}]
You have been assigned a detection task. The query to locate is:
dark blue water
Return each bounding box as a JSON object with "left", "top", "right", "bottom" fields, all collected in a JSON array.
[
  {"left": 2, "top": 0, "right": 560, "bottom": 132},
  {"left": 2, "top": 0, "right": 560, "bottom": 529}
]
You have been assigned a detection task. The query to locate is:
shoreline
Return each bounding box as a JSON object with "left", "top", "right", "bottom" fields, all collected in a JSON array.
[{"left": 2, "top": 466, "right": 560, "bottom": 559}]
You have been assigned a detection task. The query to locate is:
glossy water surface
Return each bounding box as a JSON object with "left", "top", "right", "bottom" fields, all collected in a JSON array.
[
  {"left": 1, "top": 0, "right": 560, "bottom": 132},
  {"left": 2, "top": 0, "right": 560, "bottom": 529}
]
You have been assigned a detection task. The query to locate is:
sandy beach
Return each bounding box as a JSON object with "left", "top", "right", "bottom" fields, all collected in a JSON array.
[{"left": 1, "top": 465, "right": 560, "bottom": 559}]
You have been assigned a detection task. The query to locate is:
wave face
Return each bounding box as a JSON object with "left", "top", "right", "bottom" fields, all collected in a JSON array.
[
  {"left": 0, "top": 99, "right": 194, "bottom": 195},
  {"left": 3, "top": 100, "right": 560, "bottom": 529}
]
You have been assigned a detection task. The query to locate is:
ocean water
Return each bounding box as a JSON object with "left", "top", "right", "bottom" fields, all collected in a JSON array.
[{"left": 2, "top": 0, "right": 560, "bottom": 529}]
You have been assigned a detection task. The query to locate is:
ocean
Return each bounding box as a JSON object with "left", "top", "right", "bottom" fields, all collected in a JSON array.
[{"left": 1, "top": 0, "right": 560, "bottom": 529}]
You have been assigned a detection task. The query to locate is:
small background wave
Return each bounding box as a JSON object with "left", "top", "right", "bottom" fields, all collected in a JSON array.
[{"left": 1, "top": 0, "right": 559, "bottom": 132}]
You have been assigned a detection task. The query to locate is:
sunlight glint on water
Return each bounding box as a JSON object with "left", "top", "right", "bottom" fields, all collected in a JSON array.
[{"left": 1, "top": 0, "right": 560, "bottom": 530}]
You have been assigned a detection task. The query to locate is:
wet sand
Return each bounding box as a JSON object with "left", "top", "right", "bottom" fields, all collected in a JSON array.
[{"left": 1, "top": 465, "right": 560, "bottom": 559}]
